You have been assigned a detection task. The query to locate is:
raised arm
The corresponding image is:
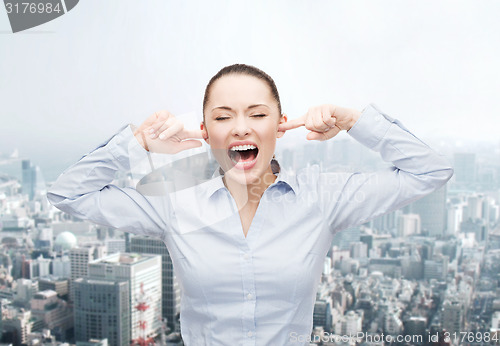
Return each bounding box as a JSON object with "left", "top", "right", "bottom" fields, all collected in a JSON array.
[
  {"left": 47, "top": 111, "right": 205, "bottom": 239},
  {"left": 280, "top": 104, "right": 454, "bottom": 232}
]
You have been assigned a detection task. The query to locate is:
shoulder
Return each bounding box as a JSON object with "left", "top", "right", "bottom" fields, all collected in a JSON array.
[{"left": 292, "top": 164, "right": 354, "bottom": 193}]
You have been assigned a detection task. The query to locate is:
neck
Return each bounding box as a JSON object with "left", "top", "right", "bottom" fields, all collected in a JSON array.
[{"left": 223, "top": 165, "right": 277, "bottom": 207}]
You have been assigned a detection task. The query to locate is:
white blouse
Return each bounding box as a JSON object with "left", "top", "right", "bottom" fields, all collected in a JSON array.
[{"left": 48, "top": 104, "right": 453, "bottom": 345}]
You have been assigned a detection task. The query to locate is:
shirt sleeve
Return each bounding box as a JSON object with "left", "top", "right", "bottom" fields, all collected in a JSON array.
[
  {"left": 320, "top": 104, "right": 454, "bottom": 233},
  {"left": 47, "top": 125, "right": 170, "bottom": 240}
]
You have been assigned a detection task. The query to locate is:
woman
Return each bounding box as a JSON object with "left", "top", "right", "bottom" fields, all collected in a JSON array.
[{"left": 48, "top": 64, "right": 453, "bottom": 345}]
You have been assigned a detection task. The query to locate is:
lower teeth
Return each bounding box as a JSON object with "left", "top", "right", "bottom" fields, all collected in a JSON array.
[{"left": 231, "top": 157, "right": 256, "bottom": 165}]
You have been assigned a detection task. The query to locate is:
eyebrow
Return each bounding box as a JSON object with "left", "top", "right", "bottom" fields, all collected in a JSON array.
[{"left": 211, "top": 104, "right": 270, "bottom": 112}]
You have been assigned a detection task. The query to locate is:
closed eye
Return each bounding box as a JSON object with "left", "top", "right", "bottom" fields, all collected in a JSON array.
[
  {"left": 251, "top": 114, "right": 267, "bottom": 118},
  {"left": 215, "top": 116, "right": 230, "bottom": 121}
]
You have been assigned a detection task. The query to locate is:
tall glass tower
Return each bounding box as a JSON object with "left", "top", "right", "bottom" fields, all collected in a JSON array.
[{"left": 129, "top": 236, "right": 181, "bottom": 333}]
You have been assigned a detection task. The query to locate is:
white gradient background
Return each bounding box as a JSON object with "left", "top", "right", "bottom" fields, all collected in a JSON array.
[{"left": 1, "top": 1, "right": 499, "bottom": 179}]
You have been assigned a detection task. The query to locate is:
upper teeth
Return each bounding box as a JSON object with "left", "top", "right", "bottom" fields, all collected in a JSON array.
[{"left": 230, "top": 144, "right": 256, "bottom": 151}]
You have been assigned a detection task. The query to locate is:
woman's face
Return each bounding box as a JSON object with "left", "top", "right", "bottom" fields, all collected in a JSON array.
[{"left": 201, "top": 74, "right": 286, "bottom": 186}]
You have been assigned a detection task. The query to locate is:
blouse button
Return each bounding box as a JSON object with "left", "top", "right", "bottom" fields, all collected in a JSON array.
[
  {"left": 247, "top": 293, "right": 253, "bottom": 300},
  {"left": 247, "top": 331, "right": 253, "bottom": 337},
  {"left": 243, "top": 253, "right": 250, "bottom": 260}
]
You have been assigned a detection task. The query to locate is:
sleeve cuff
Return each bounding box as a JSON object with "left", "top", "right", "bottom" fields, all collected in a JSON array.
[
  {"left": 107, "top": 125, "right": 152, "bottom": 173},
  {"left": 347, "top": 103, "right": 394, "bottom": 149}
]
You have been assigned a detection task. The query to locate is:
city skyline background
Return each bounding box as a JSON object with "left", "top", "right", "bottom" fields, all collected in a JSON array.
[
  {"left": 1, "top": 2, "right": 500, "bottom": 342},
  {"left": 1, "top": 1, "right": 500, "bottom": 182}
]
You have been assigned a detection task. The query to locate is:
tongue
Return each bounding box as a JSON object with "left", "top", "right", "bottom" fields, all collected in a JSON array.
[{"left": 231, "top": 149, "right": 257, "bottom": 162}]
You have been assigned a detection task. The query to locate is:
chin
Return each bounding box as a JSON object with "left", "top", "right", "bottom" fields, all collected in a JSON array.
[{"left": 224, "top": 168, "right": 262, "bottom": 186}]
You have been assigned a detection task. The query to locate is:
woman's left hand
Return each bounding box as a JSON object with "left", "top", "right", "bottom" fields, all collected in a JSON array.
[{"left": 278, "top": 104, "right": 361, "bottom": 141}]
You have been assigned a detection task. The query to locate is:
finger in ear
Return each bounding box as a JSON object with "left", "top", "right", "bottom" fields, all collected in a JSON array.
[
  {"left": 277, "top": 114, "right": 288, "bottom": 138},
  {"left": 199, "top": 122, "right": 209, "bottom": 143}
]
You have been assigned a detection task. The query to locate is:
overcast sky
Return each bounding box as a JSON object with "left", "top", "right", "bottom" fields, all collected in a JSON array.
[{"left": 1, "top": 0, "right": 499, "bottom": 177}]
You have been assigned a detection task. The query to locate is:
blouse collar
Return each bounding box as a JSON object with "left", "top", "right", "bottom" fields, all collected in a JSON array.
[{"left": 206, "top": 159, "right": 298, "bottom": 198}]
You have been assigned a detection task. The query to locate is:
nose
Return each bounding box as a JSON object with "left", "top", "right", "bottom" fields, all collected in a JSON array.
[{"left": 231, "top": 116, "right": 251, "bottom": 137}]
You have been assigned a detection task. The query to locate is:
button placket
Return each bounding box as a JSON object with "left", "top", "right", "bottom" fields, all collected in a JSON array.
[
  {"left": 238, "top": 190, "right": 273, "bottom": 344},
  {"left": 240, "top": 243, "right": 256, "bottom": 343}
]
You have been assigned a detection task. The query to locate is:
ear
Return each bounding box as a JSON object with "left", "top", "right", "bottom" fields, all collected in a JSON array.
[
  {"left": 200, "top": 122, "right": 209, "bottom": 144},
  {"left": 276, "top": 114, "right": 288, "bottom": 139}
]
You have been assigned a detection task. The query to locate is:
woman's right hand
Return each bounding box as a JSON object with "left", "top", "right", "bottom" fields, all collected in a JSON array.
[{"left": 134, "top": 110, "right": 206, "bottom": 154}]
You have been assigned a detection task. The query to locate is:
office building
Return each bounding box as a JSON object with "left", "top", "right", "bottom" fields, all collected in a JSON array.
[
  {"left": 88, "top": 253, "right": 162, "bottom": 342},
  {"left": 105, "top": 238, "right": 126, "bottom": 254},
  {"left": 38, "top": 277, "right": 69, "bottom": 298},
  {"left": 2, "top": 309, "right": 32, "bottom": 345},
  {"left": 74, "top": 278, "right": 130, "bottom": 346},
  {"left": 333, "top": 226, "right": 361, "bottom": 250},
  {"left": 53, "top": 255, "right": 71, "bottom": 278},
  {"left": 454, "top": 153, "right": 476, "bottom": 186},
  {"left": 370, "top": 209, "right": 401, "bottom": 233},
  {"left": 30, "top": 290, "right": 72, "bottom": 338},
  {"left": 401, "top": 253, "right": 423, "bottom": 280},
  {"left": 350, "top": 241, "right": 368, "bottom": 259},
  {"left": 447, "top": 204, "right": 463, "bottom": 235},
  {"left": 491, "top": 311, "right": 500, "bottom": 334},
  {"left": 408, "top": 185, "right": 447, "bottom": 237},
  {"left": 442, "top": 299, "right": 463, "bottom": 334},
  {"left": 130, "top": 236, "right": 180, "bottom": 332},
  {"left": 424, "top": 256, "right": 448, "bottom": 281},
  {"left": 313, "top": 298, "right": 333, "bottom": 332},
  {"left": 463, "top": 194, "right": 484, "bottom": 221},
  {"left": 461, "top": 218, "right": 488, "bottom": 242},
  {"left": 369, "top": 258, "right": 402, "bottom": 278},
  {"left": 15, "top": 278, "right": 38, "bottom": 304},
  {"left": 335, "top": 310, "right": 362, "bottom": 336},
  {"left": 70, "top": 246, "right": 105, "bottom": 300},
  {"left": 384, "top": 308, "right": 403, "bottom": 335},
  {"left": 398, "top": 214, "right": 421, "bottom": 237},
  {"left": 404, "top": 316, "right": 426, "bottom": 341},
  {"left": 21, "top": 159, "right": 46, "bottom": 201}
]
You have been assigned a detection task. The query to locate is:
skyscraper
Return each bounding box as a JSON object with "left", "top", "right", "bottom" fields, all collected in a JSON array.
[
  {"left": 447, "top": 204, "right": 463, "bottom": 235},
  {"left": 21, "top": 159, "right": 46, "bottom": 201},
  {"left": 350, "top": 241, "right": 368, "bottom": 259},
  {"left": 408, "top": 185, "right": 447, "bottom": 237},
  {"left": 129, "top": 236, "right": 180, "bottom": 332},
  {"left": 333, "top": 226, "right": 361, "bottom": 250},
  {"left": 313, "top": 298, "right": 333, "bottom": 332},
  {"left": 74, "top": 279, "right": 130, "bottom": 345},
  {"left": 424, "top": 255, "right": 448, "bottom": 281},
  {"left": 69, "top": 246, "right": 104, "bottom": 301},
  {"left": 442, "top": 299, "right": 463, "bottom": 334},
  {"left": 88, "top": 253, "right": 162, "bottom": 342},
  {"left": 397, "top": 214, "right": 421, "bottom": 237},
  {"left": 453, "top": 153, "right": 476, "bottom": 187},
  {"left": 464, "top": 194, "right": 483, "bottom": 220},
  {"left": 370, "top": 209, "right": 401, "bottom": 233}
]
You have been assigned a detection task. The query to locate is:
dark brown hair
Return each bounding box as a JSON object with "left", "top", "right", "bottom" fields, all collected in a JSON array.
[{"left": 202, "top": 64, "right": 282, "bottom": 121}]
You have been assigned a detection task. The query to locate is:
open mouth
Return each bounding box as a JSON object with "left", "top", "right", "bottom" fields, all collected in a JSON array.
[{"left": 228, "top": 144, "right": 259, "bottom": 167}]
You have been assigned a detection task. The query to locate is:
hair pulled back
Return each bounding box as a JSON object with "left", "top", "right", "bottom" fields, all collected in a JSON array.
[{"left": 202, "top": 64, "right": 282, "bottom": 120}]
